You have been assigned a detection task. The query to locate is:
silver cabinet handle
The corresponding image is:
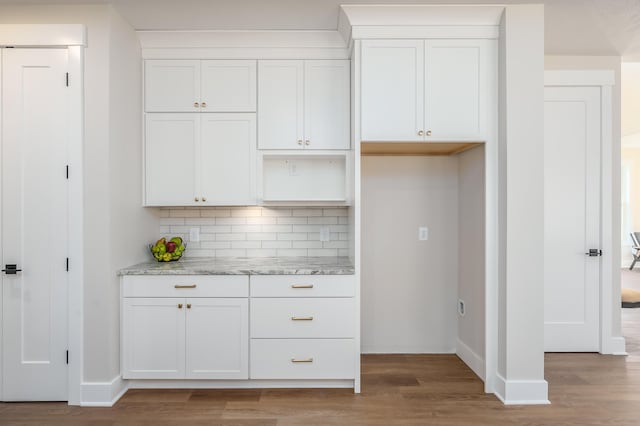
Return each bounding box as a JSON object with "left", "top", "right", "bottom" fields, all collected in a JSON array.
[
  {"left": 305, "top": 140, "right": 310, "bottom": 146},
  {"left": 291, "top": 284, "right": 313, "bottom": 289},
  {"left": 291, "top": 316, "right": 314, "bottom": 321},
  {"left": 175, "top": 284, "right": 197, "bottom": 289},
  {"left": 291, "top": 358, "right": 313, "bottom": 363}
]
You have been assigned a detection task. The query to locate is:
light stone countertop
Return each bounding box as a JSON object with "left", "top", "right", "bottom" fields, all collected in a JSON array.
[{"left": 118, "top": 256, "right": 355, "bottom": 276}]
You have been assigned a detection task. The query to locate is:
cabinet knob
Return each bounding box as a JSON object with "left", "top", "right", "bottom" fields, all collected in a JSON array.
[
  {"left": 186, "top": 303, "right": 192, "bottom": 309},
  {"left": 417, "top": 130, "right": 424, "bottom": 136},
  {"left": 202, "top": 197, "right": 207, "bottom": 202},
  {"left": 426, "top": 130, "right": 432, "bottom": 136},
  {"left": 297, "top": 140, "right": 303, "bottom": 145},
  {"left": 201, "top": 102, "right": 207, "bottom": 108},
  {"left": 305, "top": 140, "right": 310, "bottom": 146},
  {"left": 178, "top": 303, "right": 183, "bottom": 309},
  {"left": 194, "top": 197, "right": 199, "bottom": 202},
  {"left": 194, "top": 102, "right": 199, "bottom": 108}
]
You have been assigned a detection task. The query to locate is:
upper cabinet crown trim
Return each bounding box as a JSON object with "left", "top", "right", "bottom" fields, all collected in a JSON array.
[{"left": 0, "top": 24, "right": 86, "bottom": 47}]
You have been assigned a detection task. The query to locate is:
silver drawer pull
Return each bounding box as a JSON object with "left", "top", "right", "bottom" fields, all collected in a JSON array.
[
  {"left": 174, "top": 284, "right": 197, "bottom": 289},
  {"left": 291, "top": 358, "right": 313, "bottom": 363},
  {"left": 291, "top": 316, "right": 314, "bottom": 321},
  {"left": 291, "top": 284, "right": 313, "bottom": 289}
]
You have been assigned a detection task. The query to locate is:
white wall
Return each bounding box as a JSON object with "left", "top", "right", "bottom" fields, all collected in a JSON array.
[
  {"left": 361, "top": 156, "right": 459, "bottom": 353},
  {"left": 457, "top": 145, "right": 485, "bottom": 378}
]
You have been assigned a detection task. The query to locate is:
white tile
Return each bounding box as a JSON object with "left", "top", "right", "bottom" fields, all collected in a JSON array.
[
  {"left": 246, "top": 217, "right": 277, "bottom": 225},
  {"left": 231, "top": 208, "right": 263, "bottom": 217},
  {"left": 292, "top": 224, "right": 322, "bottom": 233},
  {"left": 308, "top": 249, "right": 338, "bottom": 257},
  {"left": 185, "top": 241, "right": 201, "bottom": 249},
  {"left": 308, "top": 217, "right": 338, "bottom": 225},
  {"left": 262, "top": 208, "right": 292, "bottom": 217},
  {"left": 323, "top": 240, "right": 348, "bottom": 249},
  {"left": 216, "top": 249, "right": 247, "bottom": 257},
  {"left": 216, "top": 217, "right": 247, "bottom": 225},
  {"left": 200, "top": 209, "right": 231, "bottom": 218},
  {"left": 261, "top": 225, "right": 293, "bottom": 233},
  {"left": 329, "top": 225, "right": 349, "bottom": 233},
  {"left": 232, "top": 241, "right": 261, "bottom": 249},
  {"left": 262, "top": 241, "right": 292, "bottom": 249},
  {"left": 276, "top": 248, "right": 308, "bottom": 257},
  {"left": 199, "top": 233, "right": 217, "bottom": 241},
  {"left": 231, "top": 225, "right": 262, "bottom": 233},
  {"left": 338, "top": 248, "right": 350, "bottom": 257},
  {"left": 323, "top": 208, "right": 348, "bottom": 217},
  {"left": 160, "top": 217, "right": 185, "bottom": 226},
  {"left": 276, "top": 216, "right": 308, "bottom": 225},
  {"left": 200, "top": 225, "right": 231, "bottom": 233},
  {"left": 170, "top": 226, "right": 190, "bottom": 233},
  {"left": 200, "top": 241, "right": 232, "bottom": 249},
  {"left": 170, "top": 209, "right": 200, "bottom": 218},
  {"left": 184, "top": 218, "right": 217, "bottom": 226},
  {"left": 246, "top": 232, "right": 277, "bottom": 241},
  {"left": 216, "top": 233, "right": 246, "bottom": 241},
  {"left": 157, "top": 209, "right": 170, "bottom": 218},
  {"left": 277, "top": 233, "right": 308, "bottom": 241},
  {"left": 307, "top": 233, "right": 320, "bottom": 241},
  {"left": 292, "top": 209, "right": 323, "bottom": 217},
  {"left": 330, "top": 233, "right": 340, "bottom": 241},
  {"left": 339, "top": 233, "right": 349, "bottom": 241},
  {"left": 159, "top": 225, "right": 171, "bottom": 233},
  {"left": 293, "top": 240, "right": 323, "bottom": 249},
  {"left": 184, "top": 249, "right": 216, "bottom": 257},
  {"left": 338, "top": 216, "right": 349, "bottom": 225},
  {"left": 246, "top": 249, "right": 277, "bottom": 258}
]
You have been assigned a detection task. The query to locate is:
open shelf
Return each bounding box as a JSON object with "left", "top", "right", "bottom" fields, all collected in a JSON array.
[{"left": 361, "top": 142, "right": 482, "bottom": 156}]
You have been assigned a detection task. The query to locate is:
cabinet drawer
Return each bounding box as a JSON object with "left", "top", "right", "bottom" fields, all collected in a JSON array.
[
  {"left": 251, "top": 298, "right": 354, "bottom": 338},
  {"left": 250, "top": 275, "right": 354, "bottom": 298},
  {"left": 250, "top": 339, "right": 355, "bottom": 379},
  {"left": 122, "top": 275, "right": 248, "bottom": 298}
]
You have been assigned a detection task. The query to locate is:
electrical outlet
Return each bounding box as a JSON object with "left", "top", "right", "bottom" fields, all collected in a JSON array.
[
  {"left": 288, "top": 161, "right": 298, "bottom": 176},
  {"left": 319, "top": 226, "right": 330, "bottom": 242},
  {"left": 419, "top": 226, "right": 429, "bottom": 241},
  {"left": 189, "top": 227, "right": 200, "bottom": 242},
  {"left": 458, "top": 299, "right": 466, "bottom": 317}
]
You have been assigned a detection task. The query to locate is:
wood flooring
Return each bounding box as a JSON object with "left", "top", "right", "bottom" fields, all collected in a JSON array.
[{"left": 2, "top": 309, "right": 640, "bottom": 424}]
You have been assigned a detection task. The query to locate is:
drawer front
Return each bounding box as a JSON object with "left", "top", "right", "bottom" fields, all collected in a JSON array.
[
  {"left": 250, "top": 275, "right": 355, "bottom": 298},
  {"left": 250, "top": 339, "right": 355, "bottom": 379},
  {"left": 251, "top": 298, "right": 354, "bottom": 338},
  {"left": 122, "top": 275, "right": 249, "bottom": 298}
]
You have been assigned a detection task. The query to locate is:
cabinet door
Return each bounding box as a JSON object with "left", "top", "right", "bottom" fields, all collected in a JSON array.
[
  {"left": 122, "top": 298, "right": 186, "bottom": 379},
  {"left": 201, "top": 60, "right": 257, "bottom": 112},
  {"left": 258, "top": 60, "right": 304, "bottom": 149},
  {"left": 424, "top": 40, "right": 486, "bottom": 140},
  {"left": 304, "top": 60, "right": 350, "bottom": 150},
  {"left": 199, "top": 113, "right": 256, "bottom": 205},
  {"left": 361, "top": 40, "right": 424, "bottom": 142},
  {"left": 145, "top": 60, "right": 200, "bottom": 112},
  {"left": 185, "top": 298, "right": 248, "bottom": 379},
  {"left": 145, "top": 114, "right": 198, "bottom": 206}
]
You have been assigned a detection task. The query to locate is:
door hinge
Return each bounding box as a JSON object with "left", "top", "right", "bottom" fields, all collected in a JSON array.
[
  {"left": 66, "top": 165, "right": 69, "bottom": 179},
  {"left": 66, "top": 257, "right": 69, "bottom": 271},
  {"left": 66, "top": 350, "right": 69, "bottom": 365},
  {"left": 65, "top": 72, "right": 69, "bottom": 87}
]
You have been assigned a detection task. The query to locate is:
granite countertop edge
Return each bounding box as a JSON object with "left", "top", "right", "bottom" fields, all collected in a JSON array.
[{"left": 118, "top": 257, "right": 355, "bottom": 276}]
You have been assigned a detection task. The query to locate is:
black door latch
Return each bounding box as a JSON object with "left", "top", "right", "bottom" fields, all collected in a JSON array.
[
  {"left": 585, "top": 249, "right": 603, "bottom": 257},
  {"left": 2, "top": 264, "right": 22, "bottom": 274}
]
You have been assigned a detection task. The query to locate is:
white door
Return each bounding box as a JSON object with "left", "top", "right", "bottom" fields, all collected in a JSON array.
[
  {"left": 122, "top": 298, "right": 186, "bottom": 379},
  {"left": 145, "top": 113, "right": 199, "bottom": 206},
  {"left": 1, "top": 48, "right": 69, "bottom": 401},
  {"left": 544, "top": 86, "right": 601, "bottom": 352},
  {"left": 360, "top": 40, "right": 424, "bottom": 142},
  {"left": 424, "top": 40, "right": 484, "bottom": 141},
  {"left": 303, "top": 60, "right": 350, "bottom": 150},
  {"left": 257, "top": 60, "right": 304, "bottom": 150},
  {"left": 144, "top": 60, "right": 201, "bottom": 112},
  {"left": 201, "top": 60, "right": 256, "bottom": 112},
  {"left": 185, "top": 298, "right": 248, "bottom": 379},
  {"left": 200, "top": 113, "right": 256, "bottom": 205}
]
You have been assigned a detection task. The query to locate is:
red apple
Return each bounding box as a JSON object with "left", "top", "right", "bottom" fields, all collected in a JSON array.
[{"left": 165, "top": 241, "right": 177, "bottom": 253}]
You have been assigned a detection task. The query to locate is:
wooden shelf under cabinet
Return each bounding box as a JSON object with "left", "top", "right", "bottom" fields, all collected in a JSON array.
[{"left": 361, "top": 142, "right": 482, "bottom": 157}]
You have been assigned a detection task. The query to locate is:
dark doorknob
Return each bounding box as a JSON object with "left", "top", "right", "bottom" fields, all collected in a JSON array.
[{"left": 2, "top": 264, "right": 22, "bottom": 274}]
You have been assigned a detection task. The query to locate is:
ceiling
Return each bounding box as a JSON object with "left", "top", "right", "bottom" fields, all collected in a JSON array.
[{"left": 2, "top": 0, "right": 640, "bottom": 57}]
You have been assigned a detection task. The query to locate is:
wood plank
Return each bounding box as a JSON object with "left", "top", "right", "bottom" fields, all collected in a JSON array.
[{"left": 361, "top": 142, "right": 482, "bottom": 156}]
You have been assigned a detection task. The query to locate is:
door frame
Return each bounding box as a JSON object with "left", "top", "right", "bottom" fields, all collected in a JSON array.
[
  {"left": 0, "top": 25, "right": 86, "bottom": 405},
  {"left": 544, "top": 70, "right": 625, "bottom": 355}
]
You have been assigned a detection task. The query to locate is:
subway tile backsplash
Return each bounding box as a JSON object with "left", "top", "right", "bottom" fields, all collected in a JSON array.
[{"left": 158, "top": 207, "right": 350, "bottom": 258}]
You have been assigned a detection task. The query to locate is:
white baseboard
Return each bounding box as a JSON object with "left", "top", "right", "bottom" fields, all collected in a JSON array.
[
  {"left": 456, "top": 338, "right": 485, "bottom": 381},
  {"left": 602, "top": 336, "right": 627, "bottom": 355},
  {"left": 493, "top": 373, "right": 549, "bottom": 405},
  {"left": 127, "top": 379, "right": 354, "bottom": 389},
  {"left": 81, "top": 376, "right": 128, "bottom": 407},
  {"left": 361, "top": 345, "right": 456, "bottom": 354}
]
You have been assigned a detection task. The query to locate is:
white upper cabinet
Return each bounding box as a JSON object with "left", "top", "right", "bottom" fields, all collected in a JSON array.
[
  {"left": 361, "top": 39, "right": 491, "bottom": 142},
  {"left": 258, "top": 60, "right": 350, "bottom": 150},
  {"left": 145, "top": 60, "right": 257, "bottom": 112}
]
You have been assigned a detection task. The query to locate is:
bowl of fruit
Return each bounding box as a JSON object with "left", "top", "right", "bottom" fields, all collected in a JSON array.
[{"left": 150, "top": 237, "right": 186, "bottom": 262}]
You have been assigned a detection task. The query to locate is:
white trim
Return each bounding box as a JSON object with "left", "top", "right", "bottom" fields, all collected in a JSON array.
[
  {"left": 0, "top": 24, "right": 86, "bottom": 47},
  {"left": 128, "top": 379, "right": 354, "bottom": 389},
  {"left": 494, "top": 374, "right": 550, "bottom": 405},
  {"left": 339, "top": 5, "right": 505, "bottom": 27},
  {"left": 80, "top": 376, "right": 128, "bottom": 407},
  {"left": 456, "top": 339, "right": 486, "bottom": 381},
  {"left": 0, "top": 27, "right": 85, "bottom": 406},
  {"left": 544, "top": 70, "right": 615, "bottom": 87},
  {"left": 544, "top": 70, "right": 625, "bottom": 357},
  {"left": 141, "top": 48, "right": 349, "bottom": 60},
  {"left": 352, "top": 40, "right": 362, "bottom": 395},
  {"left": 361, "top": 347, "right": 456, "bottom": 354},
  {"left": 350, "top": 26, "right": 499, "bottom": 40}
]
